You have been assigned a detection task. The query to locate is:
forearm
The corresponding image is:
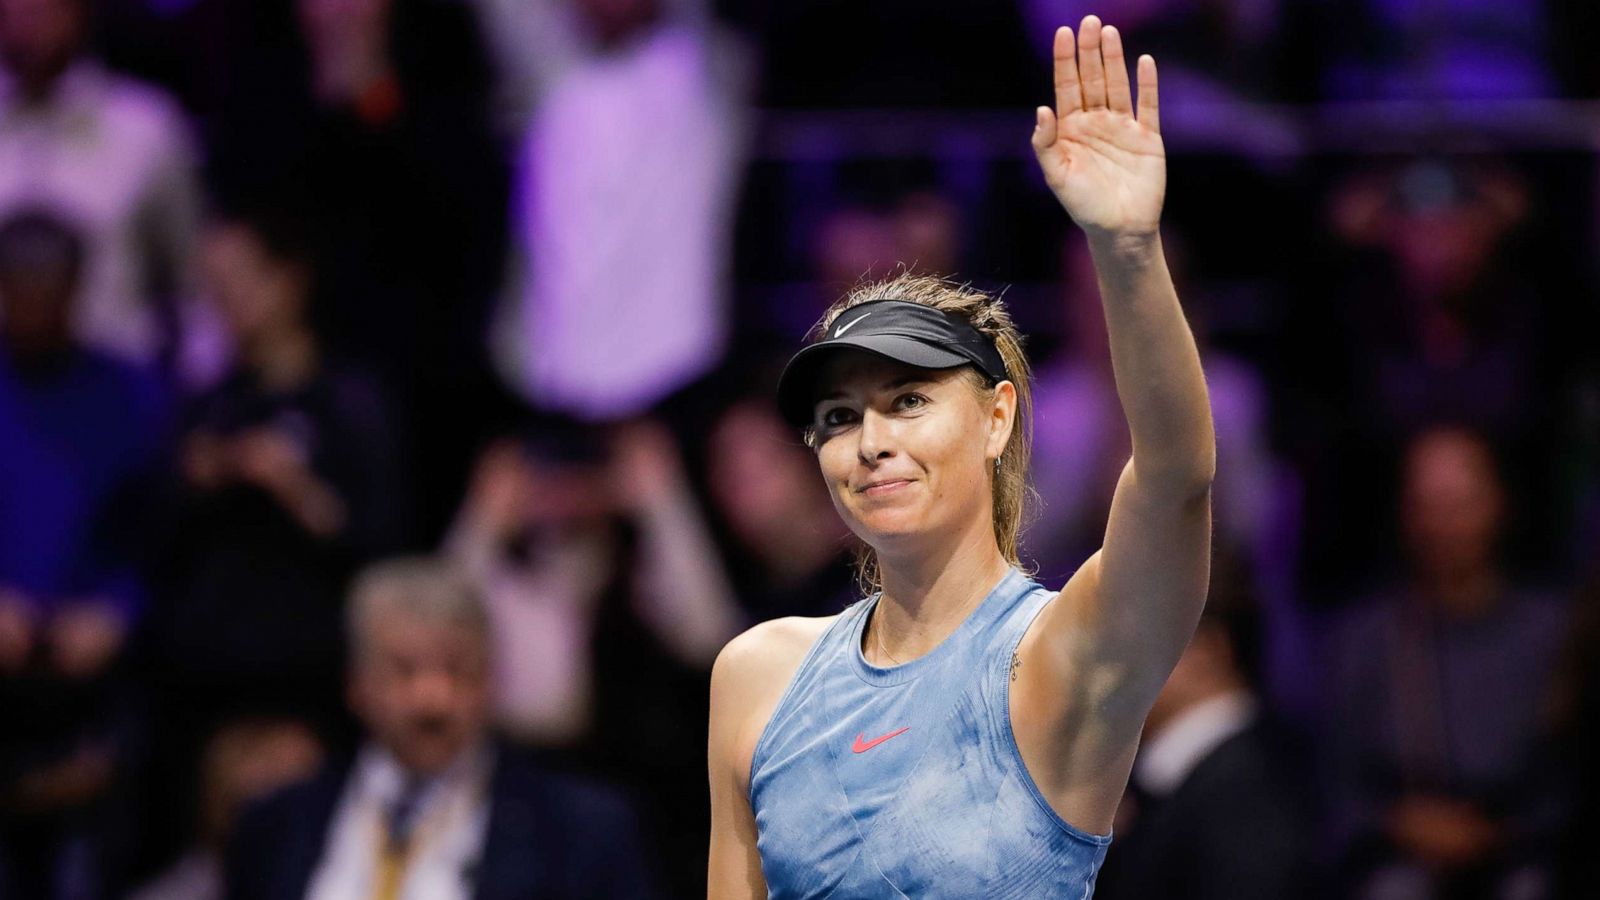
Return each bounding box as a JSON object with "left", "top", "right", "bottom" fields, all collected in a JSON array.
[{"left": 1088, "top": 232, "right": 1215, "bottom": 490}]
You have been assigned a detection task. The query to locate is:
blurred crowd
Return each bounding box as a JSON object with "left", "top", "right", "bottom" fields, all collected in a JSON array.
[{"left": 1, "top": 0, "right": 1599, "bottom": 898}]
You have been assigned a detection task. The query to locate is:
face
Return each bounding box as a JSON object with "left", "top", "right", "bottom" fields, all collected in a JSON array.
[
  {"left": 349, "top": 611, "right": 491, "bottom": 777},
  {"left": 1401, "top": 429, "right": 1504, "bottom": 579},
  {"left": 810, "top": 352, "right": 1014, "bottom": 554},
  {"left": 0, "top": 0, "right": 82, "bottom": 91},
  {"left": 0, "top": 265, "right": 74, "bottom": 356},
  {"left": 577, "top": 0, "right": 658, "bottom": 44},
  {"left": 297, "top": 0, "right": 391, "bottom": 50},
  {"left": 201, "top": 224, "right": 307, "bottom": 346}
]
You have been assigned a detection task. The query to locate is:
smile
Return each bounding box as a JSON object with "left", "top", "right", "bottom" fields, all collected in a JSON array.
[{"left": 858, "top": 479, "right": 913, "bottom": 496}]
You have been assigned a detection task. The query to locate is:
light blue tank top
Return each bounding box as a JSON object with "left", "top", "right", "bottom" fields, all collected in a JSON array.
[{"left": 748, "top": 567, "right": 1113, "bottom": 899}]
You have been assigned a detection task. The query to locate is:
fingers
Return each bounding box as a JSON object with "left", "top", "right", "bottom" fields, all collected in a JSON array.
[
  {"left": 1102, "top": 25, "right": 1132, "bottom": 114},
  {"left": 1077, "top": 15, "right": 1107, "bottom": 110},
  {"left": 1136, "top": 54, "right": 1160, "bottom": 134},
  {"left": 1052, "top": 26, "right": 1082, "bottom": 119},
  {"left": 1031, "top": 105, "right": 1059, "bottom": 155}
]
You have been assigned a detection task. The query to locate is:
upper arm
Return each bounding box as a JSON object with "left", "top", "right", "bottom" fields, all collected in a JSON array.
[
  {"left": 706, "top": 629, "right": 776, "bottom": 900},
  {"left": 705, "top": 616, "right": 832, "bottom": 899},
  {"left": 1031, "top": 458, "right": 1213, "bottom": 732}
]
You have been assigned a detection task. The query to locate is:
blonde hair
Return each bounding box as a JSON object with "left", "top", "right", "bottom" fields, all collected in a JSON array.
[{"left": 803, "top": 273, "right": 1036, "bottom": 593}]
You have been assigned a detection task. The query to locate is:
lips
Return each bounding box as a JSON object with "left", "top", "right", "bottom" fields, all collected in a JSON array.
[{"left": 857, "top": 478, "right": 913, "bottom": 496}]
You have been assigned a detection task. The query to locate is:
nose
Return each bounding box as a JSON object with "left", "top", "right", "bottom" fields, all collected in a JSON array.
[
  {"left": 857, "top": 407, "right": 896, "bottom": 467},
  {"left": 407, "top": 666, "right": 459, "bottom": 710}
]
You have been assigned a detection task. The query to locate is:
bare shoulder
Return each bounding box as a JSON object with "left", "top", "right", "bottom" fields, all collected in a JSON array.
[{"left": 710, "top": 615, "right": 839, "bottom": 788}]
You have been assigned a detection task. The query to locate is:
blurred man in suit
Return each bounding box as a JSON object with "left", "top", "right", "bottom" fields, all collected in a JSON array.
[
  {"left": 1094, "top": 554, "right": 1313, "bottom": 900},
  {"left": 224, "top": 557, "right": 657, "bottom": 900}
]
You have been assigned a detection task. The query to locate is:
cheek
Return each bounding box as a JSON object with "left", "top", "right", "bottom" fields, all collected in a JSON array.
[{"left": 815, "top": 443, "right": 851, "bottom": 491}]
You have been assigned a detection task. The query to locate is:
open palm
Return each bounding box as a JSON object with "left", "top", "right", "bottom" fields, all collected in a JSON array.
[{"left": 1031, "top": 17, "right": 1165, "bottom": 238}]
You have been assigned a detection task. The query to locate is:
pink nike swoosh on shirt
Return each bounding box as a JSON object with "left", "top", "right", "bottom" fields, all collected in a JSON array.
[{"left": 851, "top": 727, "right": 911, "bottom": 753}]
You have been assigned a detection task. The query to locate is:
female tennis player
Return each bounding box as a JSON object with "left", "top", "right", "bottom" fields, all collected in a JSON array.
[{"left": 708, "top": 15, "right": 1215, "bottom": 898}]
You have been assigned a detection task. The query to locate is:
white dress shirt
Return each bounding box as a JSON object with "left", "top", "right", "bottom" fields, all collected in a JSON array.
[
  {"left": 1133, "top": 690, "right": 1259, "bottom": 797},
  {"left": 306, "top": 742, "right": 494, "bottom": 900}
]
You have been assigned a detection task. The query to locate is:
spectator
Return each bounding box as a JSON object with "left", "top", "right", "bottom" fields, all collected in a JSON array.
[
  {"left": 476, "top": 0, "right": 751, "bottom": 420},
  {"left": 1321, "top": 425, "right": 1569, "bottom": 900},
  {"left": 0, "top": 205, "right": 170, "bottom": 900},
  {"left": 445, "top": 431, "right": 618, "bottom": 750},
  {"left": 1328, "top": 159, "right": 1542, "bottom": 450},
  {"left": 446, "top": 419, "right": 740, "bottom": 748},
  {"left": 205, "top": 0, "right": 509, "bottom": 533},
  {"left": 129, "top": 718, "right": 323, "bottom": 900},
  {"left": 1297, "top": 158, "right": 1550, "bottom": 604},
  {"left": 0, "top": 0, "right": 204, "bottom": 371},
  {"left": 445, "top": 417, "right": 739, "bottom": 897},
  {"left": 1095, "top": 551, "right": 1313, "bottom": 900},
  {"left": 150, "top": 209, "right": 405, "bottom": 734},
  {"left": 224, "top": 557, "right": 658, "bottom": 900}
]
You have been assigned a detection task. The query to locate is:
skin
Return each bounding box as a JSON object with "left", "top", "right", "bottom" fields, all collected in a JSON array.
[
  {"left": 348, "top": 610, "right": 492, "bottom": 778},
  {"left": 0, "top": 0, "right": 84, "bottom": 102},
  {"left": 708, "top": 16, "right": 1215, "bottom": 898},
  {"left": 0, "top": 266, "right": 75, "bottom": 361},
  {"left": 1384, "top": 428, "right": 1508, "bottom": 866}
]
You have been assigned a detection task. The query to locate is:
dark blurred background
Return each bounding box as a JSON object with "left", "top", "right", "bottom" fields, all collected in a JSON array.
[{"left": 1, "top": 0, "right": 1599, "bottom": 897}]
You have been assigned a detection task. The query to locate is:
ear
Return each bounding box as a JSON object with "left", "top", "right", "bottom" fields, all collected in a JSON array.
[{"left": 986, "top": 380, "right": 1018, "bottom": 462}]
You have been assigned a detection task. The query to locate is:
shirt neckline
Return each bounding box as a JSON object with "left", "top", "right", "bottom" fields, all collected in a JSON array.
[{"left": 849, "top": 566, "right": 1026, "bottom": 686}]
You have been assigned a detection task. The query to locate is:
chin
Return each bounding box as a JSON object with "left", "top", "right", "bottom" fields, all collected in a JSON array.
[
  {"left": 849, "top": 509, "right": 937, "bottom": 549},
  {"left": 395, "top": 740, "right": 463, "bottom": 776}
]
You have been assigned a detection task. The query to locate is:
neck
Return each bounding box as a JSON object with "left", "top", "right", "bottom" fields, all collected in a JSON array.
[
  {"left": 867, "top": 513, "right": 1011, "bottom": 663},
  {"left": 244, "top": 326, "right": 317, "bottom": 392}
]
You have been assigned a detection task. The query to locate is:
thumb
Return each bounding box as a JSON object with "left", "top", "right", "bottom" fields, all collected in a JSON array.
[{"left": 1030, "top": 106, "right": 1058, "bottom": 154}]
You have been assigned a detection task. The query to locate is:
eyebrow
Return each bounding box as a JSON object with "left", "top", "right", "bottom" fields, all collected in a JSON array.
[{"left": 816, "top": 374, "right": 932, "bottom": 403}]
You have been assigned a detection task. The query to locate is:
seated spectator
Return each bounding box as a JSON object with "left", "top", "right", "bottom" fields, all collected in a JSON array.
[
  {"left": 129, "top": 718, "right": 323, "bottom": 900},
  {"left": 150, "top": 208, "right": 406, "bottom": 733},
  {"left": 0, "top": 207, "right": 169, "bottom": 898},
  {"left": 1095, "top": 551, "right": 1313, "bottom": 900},
  {"left": 1321, "top": 425, "right": 1569, "bottom": 900},
  {"left": 0, "top": 0, "right": 205, "bottom": 371},
  {"left": 224, "top": 557, "right": 658, "bottom": 899}
]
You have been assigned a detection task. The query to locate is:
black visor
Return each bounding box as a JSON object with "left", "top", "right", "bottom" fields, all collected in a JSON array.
[{"left": 776, "top": 299, "right": 1011, "bottom": 426}]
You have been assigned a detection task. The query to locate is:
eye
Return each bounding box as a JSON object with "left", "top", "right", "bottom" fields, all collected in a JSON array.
[
  {"left": 819, "top": 406, "right": 858, "bottom": 429},
  {"left": 894, "top": 392, "right": 929, "bottom": 411}
]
